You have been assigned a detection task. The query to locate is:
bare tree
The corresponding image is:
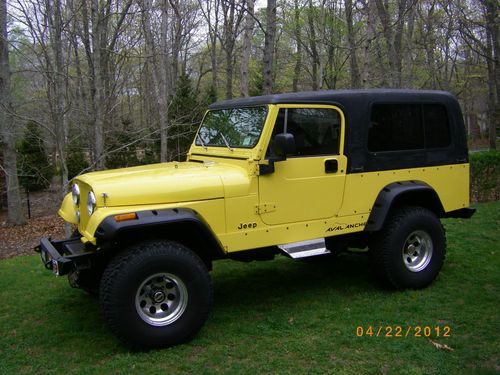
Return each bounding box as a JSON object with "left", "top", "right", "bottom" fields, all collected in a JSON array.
[
  {"left": 46, "top": 0, "right": 69, "bottom": 193},
  {"left": 0, "top": 0, "right": 25, "bottom": 225},
  {"left": 198, "top": 0, "right": 221, "bottom": 94},
  {"left": 374, "top": 0, "right": 410, "bottom": 87},
  {"left": 305, "top": 0, "right": 319, "bottom": 90},
  {"left": 140, "top": 0, "right": 170, "bottom": 162},
  {"left": 219, "top": 0, "right": 245, "bottom": 99},
  {"left": 262, "top": 0, "right": 276, "bottom": 94},
  {"left": 292, "top": 0, "right": 303, "bottom": 92},
  {"left": 459, "top": 0, "right": 498, "bottom": 149},
  {"left": 361, "top": 0, "right": 376, "bottom": 87},
  {"left": 240, "top": 0, "right": 254, "bottom": 97},
  {"left": 345, "top": 0, "right": 361, "bottom": 88},
  {"left": 483, "top": 0, "right": 499, "bottom": 150}
]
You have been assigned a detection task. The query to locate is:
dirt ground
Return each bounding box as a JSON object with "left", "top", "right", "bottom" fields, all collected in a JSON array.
[{"left": 0, "top": 187, "right": 66, "bottom": 260}]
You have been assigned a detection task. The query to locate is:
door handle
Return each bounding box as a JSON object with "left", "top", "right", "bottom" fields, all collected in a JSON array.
[{"left": 325, "top": 159, "right": 338, "bottom": 173}]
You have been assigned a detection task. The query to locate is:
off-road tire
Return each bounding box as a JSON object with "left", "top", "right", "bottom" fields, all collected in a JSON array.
[
  {"left": 99, "top": 240, "right": 212, "bottom": 349},
  {"left": 370, "top": 206, "right": 446, "bottom": 289}
]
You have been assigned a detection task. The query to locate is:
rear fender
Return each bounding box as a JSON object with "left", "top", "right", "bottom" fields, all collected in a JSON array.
[{"left": 366, "top": 181, "right": 444, "bottom": 232}]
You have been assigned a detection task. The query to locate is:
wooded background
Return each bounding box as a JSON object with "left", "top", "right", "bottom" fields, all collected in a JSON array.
[{"left": 1, "top": 0, "right": 499, "bottom": 224}]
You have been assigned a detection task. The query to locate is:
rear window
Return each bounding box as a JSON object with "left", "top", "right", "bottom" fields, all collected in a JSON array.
[{"left": 368, "top": 103, "right": 451, "bottom": 152}]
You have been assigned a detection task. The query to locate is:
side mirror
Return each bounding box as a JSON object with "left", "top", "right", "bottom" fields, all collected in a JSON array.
[
  {"left": 274, "top": 133, "right": 296, "bottom": 158},
  {"left": 259, "top": 132, "right": 296, "bottom": 176}
]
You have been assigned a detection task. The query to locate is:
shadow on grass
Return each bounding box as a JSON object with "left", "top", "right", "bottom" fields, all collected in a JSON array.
[
  {"left": 25, "top": 251, "right": 390, "bottom": 353},
  {"left": 211, "top": 252, "right": 391, "bottom": 312}
]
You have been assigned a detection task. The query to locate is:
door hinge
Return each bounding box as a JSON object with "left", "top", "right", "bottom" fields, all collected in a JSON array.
[{"left": 255, "top": 203, "right": 277, "bottom": 214}]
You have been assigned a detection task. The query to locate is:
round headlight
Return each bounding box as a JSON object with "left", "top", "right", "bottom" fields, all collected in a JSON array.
[
  {"left": 72, "top": 184, "right": 80, "bottom": 205},
  {"left": 87, "top": 191, "right": 96, "bottom": 216}
]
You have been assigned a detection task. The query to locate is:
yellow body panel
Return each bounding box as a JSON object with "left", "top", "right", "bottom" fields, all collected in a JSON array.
[
  {"left": 59, "top": 103, "right": 470, "bottom": 254},
  {"left": 58, "top": 193, "right": 78, "bottom": 224},
  {"left": 338, "top": 164, "right": 470, "bottom": 217}
]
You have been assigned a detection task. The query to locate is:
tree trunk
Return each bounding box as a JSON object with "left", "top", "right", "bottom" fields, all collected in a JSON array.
[
  {"left": 292, "top": 0, "right": 302, "bottom": 92},
  {"left": 262, "top": 0, "right": 276, "bottom": 95},
  {"left": 484, "top": 0, "right": 498, "bottom": 150},
  {"left": 362, "top": 0, "right": 376, "bottom": 87},
  {"left": 240, "top": 0, "right": 254, "bottom": 97},
  {"left": 91, "top": 0, "right": 105, "bottom": 169},
  {"left": 223, "top": 0, "right": 236, "bottom": 100},
  {"left": 141, "top": 0, "right": 169, "bottom": 161},
  {"left": 169, "top": 0, "right": 182, "bottom": 89},
  {"left": 47, "top": 0, "right": 69, "bottom": 195},
  {"left": 345, "top": 0, "right": 360, "bottom": 88},
  {"left": 422, "top": 2, "right": 438, "bottom": 89},
  {"left": 375, "top": 0, "right": 407, "bottom": 87},
  {"left": 486, "top": 20, "right": 497, "bottom": 150},
  {"left": 0, "top": 0, "right": 25, "bottom": 225},
  {"left": 307, "top": 0, "right": 319, "bottom": 90},
  {"left": 198, "top": 0, "right": 220, "bottom": 94}
]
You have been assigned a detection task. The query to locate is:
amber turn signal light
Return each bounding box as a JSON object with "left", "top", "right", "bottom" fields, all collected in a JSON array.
[{"left": 114, "top": 213, "right": 138, "bottom": 222}]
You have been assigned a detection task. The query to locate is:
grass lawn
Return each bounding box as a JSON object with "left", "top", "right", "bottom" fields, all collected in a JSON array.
[{"left": 0, "top": 201, "right": 498, "bottom": 374}]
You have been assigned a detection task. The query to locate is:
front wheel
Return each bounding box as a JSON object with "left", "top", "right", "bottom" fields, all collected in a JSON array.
[
  {"left": 370, "top": 206, "right": 446, "bottom": 289},
  {"left": 99, "top": 240, "right": 212, "bottom": 349}
]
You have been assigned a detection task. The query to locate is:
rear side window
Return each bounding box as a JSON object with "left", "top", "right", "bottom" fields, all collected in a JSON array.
[
  {"left": 424, "top": 104, "right": 451, "bottom": 148},
  {"left": 368, "top": 103, "right": 450, "bottom": 152}
]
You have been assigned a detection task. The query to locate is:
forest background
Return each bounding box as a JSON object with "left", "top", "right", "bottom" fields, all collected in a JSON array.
[{"left": 0, "top": 0, "right": 499, "bottom": 225}]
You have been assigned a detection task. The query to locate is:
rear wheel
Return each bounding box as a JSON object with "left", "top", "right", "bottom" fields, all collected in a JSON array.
[
  {"left": 99, "top": 240, "right": 212, "bottom": 349},
  {"left": 370, "top": 206, "right": 446, "bottom": 289}
]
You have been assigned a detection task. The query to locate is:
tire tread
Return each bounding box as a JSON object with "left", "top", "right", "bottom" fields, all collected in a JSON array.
[
  {"left": 99, "top": 240, "right": 212, "bottom": 349},
  {"left": 370, "top": 206, "right": 446, "bottom": 289}
]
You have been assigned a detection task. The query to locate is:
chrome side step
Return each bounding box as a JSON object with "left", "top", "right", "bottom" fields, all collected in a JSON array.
[{"left": 278, "top": 239, "right": 330, "bottom": 259}]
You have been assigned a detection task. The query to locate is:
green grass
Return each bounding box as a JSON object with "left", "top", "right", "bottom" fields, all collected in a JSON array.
[{"left": 1, "top": 202, "right": 499, "bottom": 375}]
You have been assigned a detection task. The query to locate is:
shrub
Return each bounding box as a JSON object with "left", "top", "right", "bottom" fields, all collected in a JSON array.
[{"left": 470, "top": 150, "right": 500, "bottom": 202}]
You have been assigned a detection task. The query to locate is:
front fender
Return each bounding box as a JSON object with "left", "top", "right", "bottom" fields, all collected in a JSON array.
[
  {"left": 94, "top": 208, "right": 226, "bottom": 261},
  {"left": 58, "top": 193, "right": 78, "bottom": 224}
]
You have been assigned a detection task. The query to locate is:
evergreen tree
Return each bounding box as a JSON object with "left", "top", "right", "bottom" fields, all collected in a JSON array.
[
  {"left": 168, "top": 74, "right": 204, "bottom": 160},
  {"left": 66, "top": 146, "right": 89, "bottom": 180},
  {"left": 17, "top": 121, "right": 54, "bottom": 191},
  {"left": 105, "top": 118, "right": 141, "bottom": 169}
]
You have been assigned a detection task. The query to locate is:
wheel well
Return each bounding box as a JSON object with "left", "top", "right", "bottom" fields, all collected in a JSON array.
[
  {"left": 108, "top": 221, "right": 225, "bottom": 270},
  {"left": 391, "top": 190, "right": 445, "bottom": 217},
  {"left": 366, "top": 181, "right": 445, "bottom": 232},
  {"left": 94, "top": 208, "right": 226, "bottom": 270}
]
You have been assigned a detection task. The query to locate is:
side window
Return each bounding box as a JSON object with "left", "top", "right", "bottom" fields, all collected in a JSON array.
[
  {"left": 368, "top": 104, "right": 424, "bottom": 152},
  {"left": 424, "top": 104, "right": 451, "bottom": 148},
  {"left": 269, "top": 108, "right": 341, "bottom": 157},
  {"left": 368, "top": 103, "right": 451, "bottom": 152}
]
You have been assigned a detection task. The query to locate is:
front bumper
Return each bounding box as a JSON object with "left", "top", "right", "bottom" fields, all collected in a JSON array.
[{"left": 35, "top": 237, "right": 96, "bottom": 276}]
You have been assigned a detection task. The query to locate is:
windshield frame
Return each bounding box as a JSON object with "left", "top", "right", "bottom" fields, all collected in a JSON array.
[{"left": 195, "top": 106, "right": 269, "bottom": 150}]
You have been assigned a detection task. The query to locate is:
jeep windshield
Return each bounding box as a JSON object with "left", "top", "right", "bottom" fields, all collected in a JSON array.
[{"left": 196, "top": 106, "right": 267, "bottom": 149}]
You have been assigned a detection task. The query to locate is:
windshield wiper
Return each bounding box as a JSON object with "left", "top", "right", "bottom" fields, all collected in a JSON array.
[
  {"left": 197, "top": 133, "right": 208, "bottom": 150},
  {"left": 219, "top": 132, "right": 233, "bottom": 151}
]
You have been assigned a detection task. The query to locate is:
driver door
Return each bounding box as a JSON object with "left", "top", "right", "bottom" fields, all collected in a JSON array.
[{"left": 258, "top": 105, "right": 347, "bottom": 225}]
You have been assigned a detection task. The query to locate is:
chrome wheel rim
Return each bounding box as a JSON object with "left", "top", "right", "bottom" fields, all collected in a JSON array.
[
  {"left": 135, "top": 273, "right": 188, "bottom": 326},
  {"left": 402, "top": 230, "right": 433, "bottom": 272}
]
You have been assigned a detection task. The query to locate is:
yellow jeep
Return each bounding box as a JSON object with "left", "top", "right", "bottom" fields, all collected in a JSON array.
[{"left": 36, "top": 89, "right": 475, "bottom": 349}]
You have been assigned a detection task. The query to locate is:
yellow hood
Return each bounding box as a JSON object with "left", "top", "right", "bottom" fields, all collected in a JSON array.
[{"left": 75, "top": 161, "right": 249, "bottom": 208}]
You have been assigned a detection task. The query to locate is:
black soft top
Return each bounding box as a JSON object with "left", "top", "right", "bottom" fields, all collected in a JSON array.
[
  {"left": 209, "top": 89, "right": 468, "bottom": 173},
  {"left": 208, "top": 89, "right": 457, "bottom": 109}
]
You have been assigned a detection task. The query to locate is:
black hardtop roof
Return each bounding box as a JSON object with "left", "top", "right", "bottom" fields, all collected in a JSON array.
[{"left": 208, "top": 89, "right": 456, "bottom": 110}]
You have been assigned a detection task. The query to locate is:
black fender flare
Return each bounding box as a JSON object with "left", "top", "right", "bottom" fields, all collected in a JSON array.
[
  {"left": 365, "top": 181, "right": 444, "bottom": 232},
  {"left": 94, "top": 208, "right": 226, "bottom": 262}
]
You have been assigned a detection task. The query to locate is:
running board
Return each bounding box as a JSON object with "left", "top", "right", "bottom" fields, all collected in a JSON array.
[{"left": 278, "top": 239, "right": 330, "bottom": 259}]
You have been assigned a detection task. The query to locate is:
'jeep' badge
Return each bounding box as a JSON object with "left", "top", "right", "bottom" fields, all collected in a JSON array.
[{"left": 238, "top": 222, "right": 257, "bottom": 230}]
